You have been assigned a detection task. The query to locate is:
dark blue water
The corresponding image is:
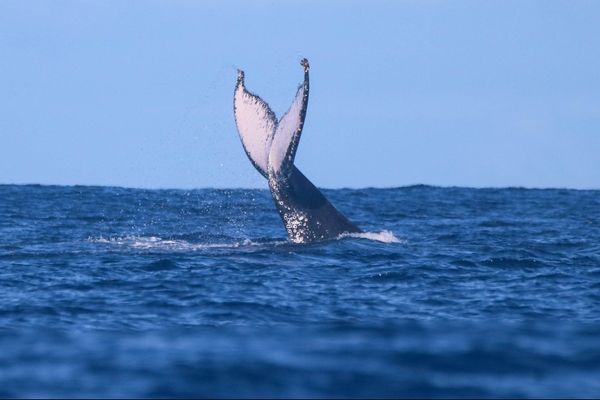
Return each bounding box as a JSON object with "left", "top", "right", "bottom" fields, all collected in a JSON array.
[{"left": 1, "top": 184, "right": 599, "bottom": 397}]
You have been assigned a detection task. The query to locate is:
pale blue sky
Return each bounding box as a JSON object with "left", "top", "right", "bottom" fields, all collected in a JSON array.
[{"left": 1, "top": 0, "right": 599, "bottom": 189}]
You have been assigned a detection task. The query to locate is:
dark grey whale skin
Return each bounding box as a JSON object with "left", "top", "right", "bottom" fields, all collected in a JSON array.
[{"left": 269, "top": 166, "right": 362, "bottom": 243}]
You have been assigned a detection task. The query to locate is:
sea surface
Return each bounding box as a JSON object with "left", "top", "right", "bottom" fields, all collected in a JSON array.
[{"left": 1, "top": 184, "right": 599, "bottom": 398}]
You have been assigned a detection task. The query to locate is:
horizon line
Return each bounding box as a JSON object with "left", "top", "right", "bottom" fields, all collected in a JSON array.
[{"left": 1, "top": 182, "right": 599, "bottom": 192}]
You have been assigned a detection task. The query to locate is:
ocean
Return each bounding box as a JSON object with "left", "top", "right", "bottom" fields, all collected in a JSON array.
[{"left": 1, "top": 184, "right": 599, "bottom": 397}]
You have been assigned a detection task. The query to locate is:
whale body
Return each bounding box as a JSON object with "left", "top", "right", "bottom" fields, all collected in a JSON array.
[{"left": 233, "top": 58, "right": 361, "bottom": 243}]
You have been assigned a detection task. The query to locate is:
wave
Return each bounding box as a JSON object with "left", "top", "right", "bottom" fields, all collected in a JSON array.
[
  {"left": 88, "top": 235, "right": 279, "bottom": 251},
  {"left": 88, "top": 230, "right": 402, "bottom": 251},
  {"left": 338, "top": 230, "right": 404, "bottom": 244}
]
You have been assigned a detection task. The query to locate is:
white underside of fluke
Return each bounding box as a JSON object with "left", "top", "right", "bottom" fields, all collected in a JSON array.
[
  {"left": 233, "top": 84, "right": 277, "bottom": 176},
  {"left": 233, "top": 69, "right": 308, "bottom": 178},
  {"left": 268, "top": 85, "right": 305, "bottom": 175}
]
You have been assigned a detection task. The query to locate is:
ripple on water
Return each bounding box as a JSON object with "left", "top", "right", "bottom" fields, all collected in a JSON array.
[{"left": 0, "top": 185, "right": 599, "bottom": 397}]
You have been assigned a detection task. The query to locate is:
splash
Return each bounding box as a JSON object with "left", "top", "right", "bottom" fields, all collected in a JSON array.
[
  {"left": 282, "top": 210, "right": 310, "bottom": 244},
  {"left": 88, "top": 230, "right": 403, "bottom": 251},
  {"left": 338, "top": 230, "right": 404, "bottom": 244},
  {"left": 88, "top": 235, "right": 276, "bottom": 251}
]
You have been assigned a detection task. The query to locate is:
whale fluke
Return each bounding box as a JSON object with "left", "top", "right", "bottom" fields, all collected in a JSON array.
[
  {"left": 233, "top": 59, "right": 361, "bottom": 243},
  {"left": 233, "top": 69, "right": 277, "bottom": 178},
  {"left": 268, "top": 59, "right": 310, "bottom": 178}
]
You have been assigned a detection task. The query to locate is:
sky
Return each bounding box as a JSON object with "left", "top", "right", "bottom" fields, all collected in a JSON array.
[{"left": 1, "top": 0, "right": 599, "bottom": 189}]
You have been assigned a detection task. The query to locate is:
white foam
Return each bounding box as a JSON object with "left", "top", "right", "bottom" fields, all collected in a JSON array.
[
  {"left": 88, "top": 235, "right": 279, "bottom": 251},
  {"left": 88, "top": 230, "right": 403, "bottom": 250},
  {"left": 339, "top": 230, "right": 404, "bottom": 244}
]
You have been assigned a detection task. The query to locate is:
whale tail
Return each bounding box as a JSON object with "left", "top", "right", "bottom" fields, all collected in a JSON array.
[
  {"left": 233, "top": 59, "right": 361, "bottom": 243},
  {"left": 233, "top": 69, "right": 277, "bottom": 179},
  {"left": 233, "top": 59, "right": 309, "bottom": 179},
  {"left": 268, "top": 59, "right": 310, "bottom": 180}
]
